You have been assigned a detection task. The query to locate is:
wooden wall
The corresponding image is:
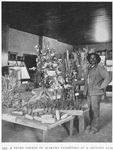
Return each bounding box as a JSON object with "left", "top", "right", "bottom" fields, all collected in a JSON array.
[
  {"left": 43, "top": 36, "right": 73, "bottom": 54},
  {"left": 8, "top": 28, "right": 73, "bottom": 57},
  {"left": 2, "top": 23, "right": 9, "bottom": 66},
  {"left": 8, "top": 28, "right": 39, "bottom": 56},
  {"left": 74, "top": 43, "right": 112, "bottom": 52}
]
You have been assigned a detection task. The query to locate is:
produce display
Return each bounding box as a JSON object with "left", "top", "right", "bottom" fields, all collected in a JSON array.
[
  {"left": 2, "top": 42, "right": 91, "bottom": 124},
  {"left": 2, "top": 71, "right": 70, "bottom": 123},
  {"left": 2, "top": 71, "right": 33, "bottom": 109},
  {"left": 11, "top": 106, "right": 69, "bottom": 124}
]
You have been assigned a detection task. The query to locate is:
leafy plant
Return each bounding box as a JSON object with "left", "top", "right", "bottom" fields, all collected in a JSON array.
[{"left": 2, "top": 70, "right": 21, "bottom": 108}]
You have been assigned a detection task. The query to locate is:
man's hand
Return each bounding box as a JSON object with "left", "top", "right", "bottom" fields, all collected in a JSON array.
[{"left": 94, "top": 85, "right": 102, "bottom": 90}]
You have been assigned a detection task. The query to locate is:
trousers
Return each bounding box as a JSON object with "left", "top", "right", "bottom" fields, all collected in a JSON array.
[{"left": 87, "top": 95, "right": 102, "bottom": 130}]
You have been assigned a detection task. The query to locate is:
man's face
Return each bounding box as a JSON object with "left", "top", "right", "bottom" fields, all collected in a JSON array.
[{"left": 89, "top": 54, "right": 97, "bottom": 65}]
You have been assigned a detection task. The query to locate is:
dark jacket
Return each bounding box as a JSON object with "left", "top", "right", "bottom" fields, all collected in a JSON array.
[{"left": 74, "top": 65, "right": 112, "bottom": 96}]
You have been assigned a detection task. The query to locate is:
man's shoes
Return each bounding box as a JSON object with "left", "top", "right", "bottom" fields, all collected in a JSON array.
[
  {"left": 85, "top": 125, "right": 91, "bottom": 134},
  {"left": 89, "top": 127, "right": 99, "bottom": 134}
]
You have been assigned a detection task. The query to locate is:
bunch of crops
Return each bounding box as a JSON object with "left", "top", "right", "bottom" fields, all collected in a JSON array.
[{"left": 2, "top": 70, "right": 21, "bottom": 108}]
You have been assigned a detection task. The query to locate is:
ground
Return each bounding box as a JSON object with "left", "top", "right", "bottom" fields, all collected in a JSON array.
[{"left": 2, "top": 94, "right": 112, "bottom": 142}]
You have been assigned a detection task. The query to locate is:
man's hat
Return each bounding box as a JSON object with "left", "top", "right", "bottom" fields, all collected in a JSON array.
[{"left": 87, "top": 53, "right": 101, "bottom": 64}]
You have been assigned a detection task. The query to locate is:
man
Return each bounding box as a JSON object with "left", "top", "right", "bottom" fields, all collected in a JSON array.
[{"left": 73, "top": 52, "right": 112, "bottom": 134}]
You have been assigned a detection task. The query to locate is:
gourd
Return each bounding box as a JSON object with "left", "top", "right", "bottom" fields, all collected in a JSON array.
[
  {"left": 41, "top": 114, "right": 53, "bottom": 119},
  {"left": 61, "top": 113, "right": 68, "bottom": 120},
  {"left": 25, "top": 114, "right": 33, "bottom": 120},
  {"left": 12, "top": 110, "right": 23, "bottom": 115},
  {"left": 32, "top": 108, "right": 44, "bottom": 113},
  {"left": 34, "top": 116, "right": 42, "bottom": 122},
  {"left": 55, "top": 110, "right": 60, "bottom": 121},
  {"left": 41, "top": 118, "right": 56, "bottom": 124}
]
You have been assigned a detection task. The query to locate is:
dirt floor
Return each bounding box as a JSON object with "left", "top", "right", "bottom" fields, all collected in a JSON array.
[{"left": 2, "top": 96, "right": 112, "bottom": 143}]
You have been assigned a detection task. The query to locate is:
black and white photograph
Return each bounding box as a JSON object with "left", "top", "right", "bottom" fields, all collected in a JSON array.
[{"left": 1, "top": 0, "right": 112, "bottom": 147}]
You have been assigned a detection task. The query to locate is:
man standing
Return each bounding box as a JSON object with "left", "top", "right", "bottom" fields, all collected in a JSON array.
[{"left": 73, "top": 52, "right": 112, "bottom": 134}]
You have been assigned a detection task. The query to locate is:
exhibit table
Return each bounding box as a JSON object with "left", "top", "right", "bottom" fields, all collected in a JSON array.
[
  {"left": 2, "top": 108, "right": 89, "bottom": 142},
  {"left": 2, "top": 109, "right": 74, "bottom": 142}
]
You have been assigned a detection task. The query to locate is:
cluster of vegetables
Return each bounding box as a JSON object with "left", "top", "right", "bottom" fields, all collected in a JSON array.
[
  {"left": 2, "top": 69, "right": 82, "bottom": 120},
  {"left": 12, "top": 103, "right": 69, "bottom": 123},
  {"left": 2, "top": 70, "right": 33, "bottom": 109},
  {"left": 11, "top": 85, "right": 83, "bottom": 124}
]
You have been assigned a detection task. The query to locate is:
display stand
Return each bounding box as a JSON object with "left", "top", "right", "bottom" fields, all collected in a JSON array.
[
  {"left": 2, "top": 109, "right": 74, "bottom": 142},
  {"left": 2, "top": 107, "right": 89, "bottom": 142}
]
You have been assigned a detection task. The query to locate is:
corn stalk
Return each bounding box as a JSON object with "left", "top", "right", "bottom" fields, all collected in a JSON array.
[{"left": 2, "top": 70, "right": 20, "bottom": 108}]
